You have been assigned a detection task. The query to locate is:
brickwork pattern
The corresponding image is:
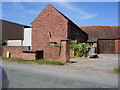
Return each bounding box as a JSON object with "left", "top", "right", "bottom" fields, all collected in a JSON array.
[
  {"left": 44, "top": 40, "right": 70, "bottom": 62},
  {"left": 115, "top": 40, "right": 120, "bottom": 54},
  {"left": 2, "top": 46, "right": 36, "bottom": 60},
  {"left": 70, "top": 50, "right": 74, "bottom": 58},
  {"left": 32, "top": 4, "right": 68, "bottom": 50},
  {"left": 31, "top": 4, "right": 88, "bottom": 62},
  {"left": 68, "top": 21, "right": 88, "bottom": 43}
]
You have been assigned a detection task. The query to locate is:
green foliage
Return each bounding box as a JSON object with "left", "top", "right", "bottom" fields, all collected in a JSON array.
[
  {"left": 70, "top": 41, "right": 92, "bottom": 57},
  {"left": 0, "top": 38, "right": 7, "bottom": 46},
  {"left": 73, "top": 56, "right": 90, "bottom": 59},
  {"left": 113, "top": 67, "right": 120, "bottom": 73},
  {"left": 2, "top": 57, "right": 64, "bottom": 65},
  {"left": 70, "top": 41, "right": 78, "bottom": 50}
]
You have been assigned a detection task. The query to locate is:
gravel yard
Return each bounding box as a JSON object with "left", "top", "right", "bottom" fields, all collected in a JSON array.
[
  {"left": 1, "top": 54, "right": 119, "bottom": 88},
  {"left": 23, "top": 54, "right": 118, "bottom": 77},
  {"left": 69, "top": 54, "right": 119, "bottom": 76},
  {"left": 3, "top": 54, "right": 119, "bottom": 76}
]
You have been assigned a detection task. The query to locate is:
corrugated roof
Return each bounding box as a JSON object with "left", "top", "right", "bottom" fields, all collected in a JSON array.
[{"left": 0, "top": 19, "right": 31, "bottom": 28}]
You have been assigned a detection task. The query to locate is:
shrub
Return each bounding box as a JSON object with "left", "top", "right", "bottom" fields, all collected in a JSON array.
[
  {"left": 70, "top": 41, "right": 92, "bottom": 57},
  {"left": 0, "top": 38, "right": 7, "bottom": 46},
  {"left": 70, "top": 41, "right": 78, "bottom": 50}
]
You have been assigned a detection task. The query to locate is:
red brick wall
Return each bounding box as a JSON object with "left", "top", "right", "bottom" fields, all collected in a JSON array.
[
  {"left": 32, "top": 4, "right": 68, "bottom": 50},
  {"left": 44, "top": 40, "right": 70, "bottom": 62},
  {"left": 31, "top": 4, "right": 87, "bottom": 62},
  {"left": 68, "top": 21, "right": 88, "bottom": 43},
  {"left": 115, "top": 39, "right": 120, "bottom": 54},
  {"left": 60, "top": 40, "right": 70, "bottom": 62},
  {"left": 93, "top": 43, "right": 97, "bottom": 47},
  {"left": 70, "top": 50, "right": 74, "bottom": 58},
  {"left": 45, "top": 46, "right": 61, "bottom": 61},
  {"left": 2, "top": 46, "right": 36, "bottom": 60}
]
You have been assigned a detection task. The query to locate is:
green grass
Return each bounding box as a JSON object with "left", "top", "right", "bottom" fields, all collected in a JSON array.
[
  {"left": 71, "top": 56, "right": 90, "bottom": 59},
  {"left": 113, "top": 67, "right": 120, "bottom": 73},
  {"left": 2, "top": 57, "right": 64, "bottom": 65}
]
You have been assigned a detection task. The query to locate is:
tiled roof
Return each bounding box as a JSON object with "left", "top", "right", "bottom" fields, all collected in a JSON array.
[{"left": 80, "top": 26, "right": 120, "bottom": 39}]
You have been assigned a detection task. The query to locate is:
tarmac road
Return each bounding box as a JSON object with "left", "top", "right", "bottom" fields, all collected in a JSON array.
[{"left": 2, "top": 60, "right": 118, "bottom": 88}]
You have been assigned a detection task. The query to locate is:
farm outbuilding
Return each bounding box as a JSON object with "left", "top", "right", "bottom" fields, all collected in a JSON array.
[
  {"left": 80, "top": 26, "right": 120, "bottom": 54},
  {"left": 2, "top": 4, "right": 120, "bottom": 62},
  {"left": 0, "top": 19, "right": 31, "bottom": 46},
  {"left": 1, "top": 19, "right": 31, "bottom": 56},
  {"left": 31, "top": 4, "right": 88, "bottom": 62}
]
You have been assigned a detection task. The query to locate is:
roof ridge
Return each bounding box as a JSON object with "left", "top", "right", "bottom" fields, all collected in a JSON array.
[
  {"left": 31, "top": 4, "right": 74, "bottom": 24},
  {"left": 48, "top": 4, "right": 71, "bottom": 21},
  {"left": 80, "top": 25, "right": 118, "bottom": 27},
  {"left": 0, "top": 19, "right": 30, "bottom": 28}
]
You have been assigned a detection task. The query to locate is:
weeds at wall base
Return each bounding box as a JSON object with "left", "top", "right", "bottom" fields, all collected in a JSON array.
[
  {"left": 2, "top": 57, "right": 64, "bottom": 65},
  {"left": 113, "top": 67, "right": 120, "bottom": 73}
]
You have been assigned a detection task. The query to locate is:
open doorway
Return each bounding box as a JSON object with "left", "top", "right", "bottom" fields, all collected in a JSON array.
[{"left": 36, "top": 50, "right": 44, "bottom": 60}]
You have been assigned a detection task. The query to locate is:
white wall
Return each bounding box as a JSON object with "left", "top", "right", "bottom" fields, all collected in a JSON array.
[
  {"left": 7, "top": 40, "right": 22, "bottom": 46},
  {"left": 7, "top": 28, "right": 32, "bottom": 46},
  {"left": 23, "top": 28, "right": 32, "bottom": 46}
]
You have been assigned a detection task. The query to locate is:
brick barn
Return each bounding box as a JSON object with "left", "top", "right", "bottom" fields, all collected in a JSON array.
[
  {"left": 80, "top": 26, "right": 120, "bottom": 54},
  {"left": 2, "top": 4, "right": 120, "bottom": 62},
  {"left": 31, "top": 4, "right": 88, "bottom": 62}
]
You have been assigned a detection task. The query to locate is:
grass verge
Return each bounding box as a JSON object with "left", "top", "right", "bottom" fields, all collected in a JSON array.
[
  {"left": 113, "top": 67, "right": 120, "bottom": 73},
  {"left": 2, "top": 57, "right": 64, "bottom": 65},
  {"left": 71, "top": 56, "right": 90, "bottom": 59}
]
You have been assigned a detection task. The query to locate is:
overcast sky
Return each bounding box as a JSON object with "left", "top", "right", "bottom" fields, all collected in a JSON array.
[{"left": 1, "top": 2, "right": 118, "bottom": 26}]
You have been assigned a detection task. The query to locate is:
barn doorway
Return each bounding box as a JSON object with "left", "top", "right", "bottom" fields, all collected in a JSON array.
[
  {"left": 36, "top": 50, "right": 44, "bottom": 59},
  {"left": 98, "top": 40, "right": 115, "bottom": 54}
]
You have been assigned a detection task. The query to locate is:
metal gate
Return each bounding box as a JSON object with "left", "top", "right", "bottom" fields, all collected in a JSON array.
[{"left": 98, "top": 40, "right": 115, "bottom": 54}]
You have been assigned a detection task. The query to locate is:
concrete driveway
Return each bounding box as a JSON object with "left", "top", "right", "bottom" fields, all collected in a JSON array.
[{"left": 70, "top": 54, "right": 119, "bottom": 76}]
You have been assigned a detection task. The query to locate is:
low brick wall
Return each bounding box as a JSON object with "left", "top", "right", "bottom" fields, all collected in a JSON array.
[
  {"left": 45, "top": 46, "right": 61, "bottom": 62},
  {"left": 44, "top": 40, "right": 70, "bottom": 62},
  {"left": 70, "top": 50, "right": 74, "bottom": 58},
  {"left": 2, "top": 46, "right": 36, "bottom": 60},
  {"left": 2, "top": 40, "right": 70, "bottom": 62},
  {"left": 115, "top": 40, "right": 120, "bottom": 54}
]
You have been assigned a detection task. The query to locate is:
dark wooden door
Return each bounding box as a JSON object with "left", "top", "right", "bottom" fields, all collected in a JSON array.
[{"left": 98, "top": 40, "right": 115, "bottom": 54}]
